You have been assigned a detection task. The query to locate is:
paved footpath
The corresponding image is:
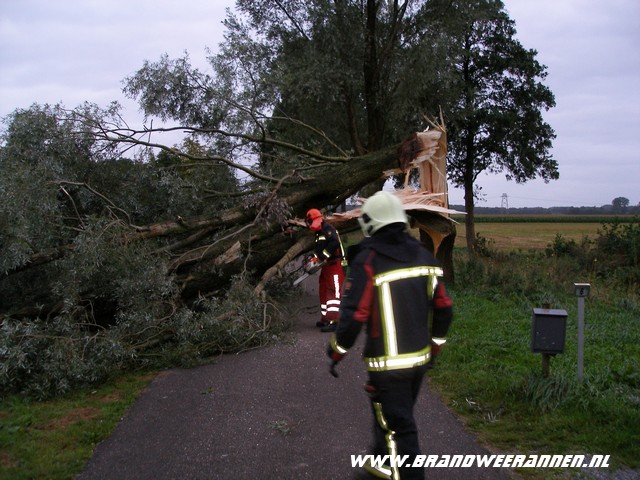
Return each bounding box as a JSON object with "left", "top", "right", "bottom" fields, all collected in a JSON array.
[{"left": 78, "top": 293, "right": 518, "bottom": 480}]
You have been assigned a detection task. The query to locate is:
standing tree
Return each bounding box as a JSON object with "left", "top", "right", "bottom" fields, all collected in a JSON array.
[
  {"left": 225, "top": 0, "right": 441, "bottom": 155},
  {"left": 423, "top": 0, "right": 557, "bottom": 251},
  {"left": 612, "top": 197, "right": 630, "bottom": 213},
  {"left": 211, "top": 0, "right": 557, "bottom": 251}
]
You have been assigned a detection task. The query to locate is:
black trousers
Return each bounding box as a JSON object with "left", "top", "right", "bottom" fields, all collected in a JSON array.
[{"left": 366, "top": 364, "right": 429, "bottom": 480}]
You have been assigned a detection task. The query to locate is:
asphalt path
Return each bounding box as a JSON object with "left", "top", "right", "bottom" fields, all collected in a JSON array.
[{"left": 78, "top": 290, "right": 518, "bottom": 480}]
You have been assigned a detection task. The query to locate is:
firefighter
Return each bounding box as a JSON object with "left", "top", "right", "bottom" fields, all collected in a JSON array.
[
  {"left": 305, "top": 208, "right": 346, "bottom": 332},
  {"left": 326, "top": 191, "right": 453, "bottom": 480}
]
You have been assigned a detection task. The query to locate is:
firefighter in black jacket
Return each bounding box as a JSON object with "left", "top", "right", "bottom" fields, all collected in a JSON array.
[
  {"left": 326, "top": 191, "right": 453, "bottom": 480},
  {"left": 305, "top": 208, "right": 346, "bottom": 332}
]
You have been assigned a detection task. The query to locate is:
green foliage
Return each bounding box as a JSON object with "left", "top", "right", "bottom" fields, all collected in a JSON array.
[
  {"left": 544, "top": 233, "right": 592, "bottom": 261},
  {"left": 0, "top": 106, "right": 280, "bottom": 400},
  {"left": 1, "top": 273, "right": 291, "bottom": 400},
  {"left": 122, "top": 53, "right": 222, "bottom": 128},
  {"left": 0, "top": 316, "right": 131, "bottom": 401},
  {"left": 429, "top": 0, "right": 557, "bottom": 196},
  {"left": 162, "top": 274, "right": 292, "bottom": 365},
  {"left": 473, "top": 233, "right": 495, "bottom": 257},
  {"left": 597, "top": 216, "right": 640, "bottom": 266},
  {"left": 466, "top": 217, "right": 640, "bottom": 292}
]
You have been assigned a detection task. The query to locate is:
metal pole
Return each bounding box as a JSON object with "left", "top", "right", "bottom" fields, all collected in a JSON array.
[{"left": 577, "top": 296, "right": 585, "bottom": 382}]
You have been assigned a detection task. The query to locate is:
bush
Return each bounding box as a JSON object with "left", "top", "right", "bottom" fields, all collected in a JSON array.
[
  {"left": 596, "top": 217, "right": 640, "bottom": 268},
  {"left": 0, "top": 275, "right": 291, "bottom": 400},
  {"left": 0, "top": 316, "right": 131, "bottom": 400}
]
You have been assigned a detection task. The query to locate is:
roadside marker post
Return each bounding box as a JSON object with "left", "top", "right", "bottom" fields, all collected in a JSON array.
[{"left": 574, "top": 283, "right": 591, "bottom": 382}]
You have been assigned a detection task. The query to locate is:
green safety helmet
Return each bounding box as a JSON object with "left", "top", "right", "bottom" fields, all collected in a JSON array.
[{"left": 358, "top": 191, "right": 408, "bottom": 237}]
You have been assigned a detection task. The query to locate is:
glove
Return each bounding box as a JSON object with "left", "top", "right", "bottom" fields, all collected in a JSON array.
[{"left": 326, "top": 344, "right": 343, "bottom": 377}]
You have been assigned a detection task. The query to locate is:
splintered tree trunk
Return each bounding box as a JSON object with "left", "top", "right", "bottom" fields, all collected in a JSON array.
[{"left": 413, "top": 211, "right": 456, "bottom": 284}]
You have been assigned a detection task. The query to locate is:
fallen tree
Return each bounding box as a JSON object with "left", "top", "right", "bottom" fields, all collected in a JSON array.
[
  {"left": 2, "top": 122, "right": 461, "bottom": 321},
  {"left": 0, "top": 109, "right": 462, "bottom": 399}
]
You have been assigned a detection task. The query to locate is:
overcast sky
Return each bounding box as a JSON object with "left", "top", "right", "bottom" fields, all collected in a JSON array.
[{"left": 1, "top": 0, "right": 638, "bottom": 208}]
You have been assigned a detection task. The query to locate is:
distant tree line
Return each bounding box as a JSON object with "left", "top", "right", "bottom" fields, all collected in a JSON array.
[{"left": 453, "top": 197, "right": 640, "bottom": 216}]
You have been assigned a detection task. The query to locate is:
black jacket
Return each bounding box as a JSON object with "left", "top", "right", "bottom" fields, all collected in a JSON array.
[
  {"left": 314, "top": 221, "right": 344, "bottom": 262},
  {"left": 330, "top": 224, "right": 453, "bottom": 371}
]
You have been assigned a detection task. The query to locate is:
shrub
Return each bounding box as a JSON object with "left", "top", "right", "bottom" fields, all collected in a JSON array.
[
  {"left": 596, "top": 217, "right": 640, "bottom": 268},
  {"left": 0, "top": 275, "right": 291, "bottom": 400}
]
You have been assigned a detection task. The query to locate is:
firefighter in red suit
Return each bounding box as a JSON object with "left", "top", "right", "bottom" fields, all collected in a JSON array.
[
  {"left": 326, "top": 191, "right": 453, "bottom": 480},
  {"left": 305, "top": 208, "right": 346, "bottom": 332}
]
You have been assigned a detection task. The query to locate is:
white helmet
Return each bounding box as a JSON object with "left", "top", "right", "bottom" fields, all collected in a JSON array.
[{"left": 358, "top": 191, "right": 408, "bottom": 237}]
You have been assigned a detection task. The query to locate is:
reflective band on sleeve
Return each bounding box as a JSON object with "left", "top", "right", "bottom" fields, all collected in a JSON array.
[{"left": 432, "top": 337, "right": 447, "bottom": 346}]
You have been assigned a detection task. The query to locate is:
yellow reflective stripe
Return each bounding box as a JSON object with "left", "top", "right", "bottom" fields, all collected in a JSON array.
[
  {"left": 369, "top": 267, "right": 442, "bottom": 371},
  {"left": 330, "top": 335, "right": 348, "bottom": 354},
  {"left": 428, "top": 274, "right": 438, "bottom": 299},
  {"left": 373, "top": 266, "right": 443, "bottom": 286},
  {"left": 364, "top": 345, "right": 432, "bottom": 372},
  {"left": 373, "top": 266, "right": 441, "bottom": 364},
  {"left": 378, "top": 282, "right": 398, "bottom": 356},
  {"left": 364, "top": 462, "right": 392, "bottom": 479},
  {"left": 373, "top": 402, "right": 400, "bottom": 480},
  {"left": 337, "top": 231, "right": 345, "bottom": 259}
]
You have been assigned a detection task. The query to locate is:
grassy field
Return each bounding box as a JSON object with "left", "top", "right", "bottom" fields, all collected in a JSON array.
[
  {"left": 455, "top": 222, "right": 601, "bottom": 250},
  {"left": 0, "top": 373, "right": 154, "bottom": 480},
  {"left": 453, "top": 214, "right": 637, "bottom": 250},
  {"left": 432, "top": 215, "right": 639, "bottom": 478},
  {"left": 429, "top": 286, "right": 639, "bottom": 478}
]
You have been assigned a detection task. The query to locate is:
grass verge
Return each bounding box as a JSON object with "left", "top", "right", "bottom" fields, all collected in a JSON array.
[
  {"left": 0, "top": 371, "right": 155, "bottom": 480},
  {"left": 429, "top": 265, "right": 640, "bottom": 479}
]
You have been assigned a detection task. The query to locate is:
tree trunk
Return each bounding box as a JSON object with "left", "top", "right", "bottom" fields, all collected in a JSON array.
[
  {"left": 464, "top": 178, "right": 476, "bottom": 253},
  {"left": 463, "top": 143, "right": 476, "bottom": 252}
]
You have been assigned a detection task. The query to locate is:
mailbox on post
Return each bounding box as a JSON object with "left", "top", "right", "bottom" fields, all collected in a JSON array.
[{"left": 531, "top": 308, "right": 568, "bottom": 354}]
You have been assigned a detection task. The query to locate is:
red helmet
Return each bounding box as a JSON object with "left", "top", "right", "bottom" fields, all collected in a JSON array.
[{"left": 305, "top": 208, "right": 323, "bottom": 231}]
